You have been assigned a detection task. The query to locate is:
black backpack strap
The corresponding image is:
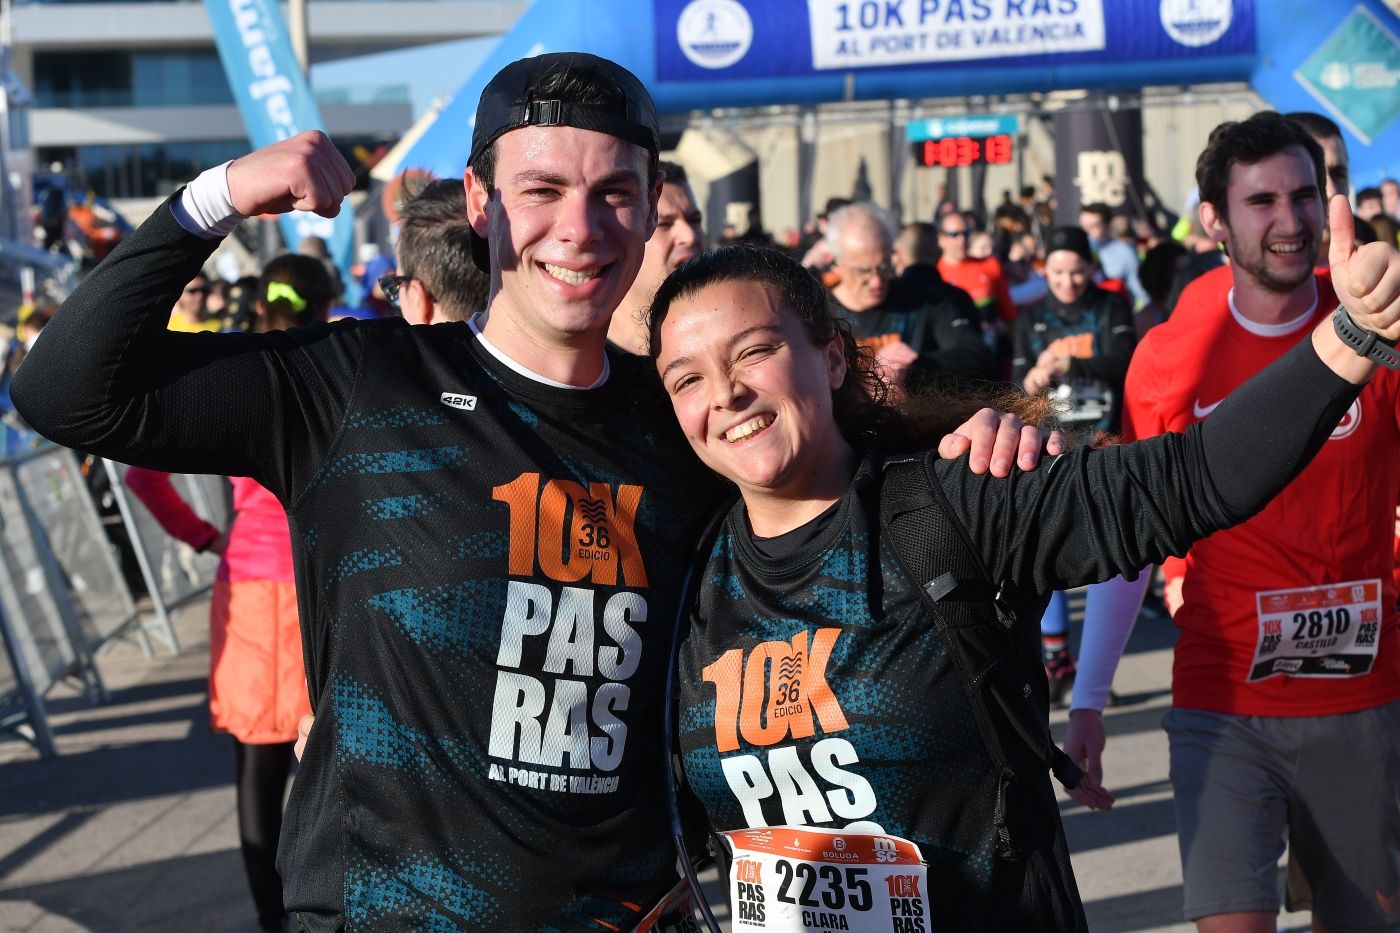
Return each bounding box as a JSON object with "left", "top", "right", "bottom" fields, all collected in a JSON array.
[
  {"left": 878, "top": 453, "right": 1083, "bottom": 796},
  {"left": 663, "top": 499, "right": 735, "bottom": 931}
]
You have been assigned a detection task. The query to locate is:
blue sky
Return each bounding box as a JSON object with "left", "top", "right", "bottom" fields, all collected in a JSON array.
[{"left": 310, "top": 34, "right": 501, "bottom": 122}]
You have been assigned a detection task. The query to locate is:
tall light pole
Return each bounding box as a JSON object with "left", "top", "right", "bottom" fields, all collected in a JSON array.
[
  {"left": 289, "top": 0, "right": 309, "bottom": 74},
  {"left": 0, "top": 0, "right": 19, "bottom": 243},
  {"left": 281, "top": 0, "right": 309, "bottom": 267}
]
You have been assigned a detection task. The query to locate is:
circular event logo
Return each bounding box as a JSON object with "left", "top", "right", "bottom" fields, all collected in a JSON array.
[
  {"left": 677, "top": 0, "right": 753, "bottom": 70},
  {"left": 1320, "top": 61, "right": 1352, "bottom": 91},
  {"left": 1329, "top": 398, "right": 1362, "bottom": 440},
  {"left": 1160, "top": 0, "right": 1233, "bottom": 48}
]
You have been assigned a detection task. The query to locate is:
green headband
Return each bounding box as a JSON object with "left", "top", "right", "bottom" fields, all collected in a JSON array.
[{"left": 266, "top": 281, "right": 307, "bottom": 312}]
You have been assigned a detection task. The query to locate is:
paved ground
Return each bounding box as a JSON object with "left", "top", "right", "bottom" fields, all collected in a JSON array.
[
  {"left": 0, "top": 598, "right": 1312, "bottom": 932},
  {"left": 1051, "top": 607, "right": 1308, "bottom": 933}
]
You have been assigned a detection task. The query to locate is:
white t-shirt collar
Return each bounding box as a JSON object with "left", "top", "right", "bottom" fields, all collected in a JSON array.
[
  {"left": 1226, "top": 284, "right": 1317, "bottom": 338},
  {"left": 468, "top": 311, "right": 610, "bottom": 390}
]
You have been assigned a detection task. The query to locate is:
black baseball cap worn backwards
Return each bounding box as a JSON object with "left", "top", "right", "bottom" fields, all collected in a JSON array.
[{"left": 467, "top": 52, "right": 661, "bottom": 271}]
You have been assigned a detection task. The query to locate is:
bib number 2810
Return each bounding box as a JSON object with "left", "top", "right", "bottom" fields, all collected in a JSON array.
[{"left": 1250, "top": 579, "right": 1382, "bottom": 682}]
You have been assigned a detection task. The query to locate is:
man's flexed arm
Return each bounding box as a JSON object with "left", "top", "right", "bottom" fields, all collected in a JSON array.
[
  {"left": 12, "top": 133, "right": 362, "bottom": 497},
  {"left": 173, "top": 132, "right": 353, "bottom": 238}
]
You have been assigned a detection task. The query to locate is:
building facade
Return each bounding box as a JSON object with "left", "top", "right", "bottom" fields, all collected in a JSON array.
[{"left": 14, "top": 0, "right": 523, "bottom": 210}]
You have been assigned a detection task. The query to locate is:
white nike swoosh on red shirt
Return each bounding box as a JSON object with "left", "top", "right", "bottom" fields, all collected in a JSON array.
[{"left": 1192, "top": 398, "right": 1223, "bottom": 418}]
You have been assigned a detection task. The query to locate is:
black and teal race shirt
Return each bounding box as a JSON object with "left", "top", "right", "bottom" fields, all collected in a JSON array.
[{"left": 676, "top": 460, "right": 1085, "bottom": 932}]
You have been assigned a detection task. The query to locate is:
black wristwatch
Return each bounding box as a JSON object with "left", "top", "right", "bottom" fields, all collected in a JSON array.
[{"left": 1332, "top": 306, "right": 1400, "bottom": 370}]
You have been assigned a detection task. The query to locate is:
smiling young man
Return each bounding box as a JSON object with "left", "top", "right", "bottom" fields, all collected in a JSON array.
[
  {"left": 1071, "top": 111, "right": 1400, "bottom": 933},
  {"left": 14, "top": 53, "right": 712, "bottom": 932},
  {"left": 30, "top": 53, "right": 719, "bottom": 933},
  {"left": 11, "top": 52, "right": 1044, "bottom": 932}
]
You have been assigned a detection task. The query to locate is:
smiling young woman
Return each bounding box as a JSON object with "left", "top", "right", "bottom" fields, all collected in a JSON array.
[{"left": 645, "top": 241, "right": 1392, "bottom": 931}]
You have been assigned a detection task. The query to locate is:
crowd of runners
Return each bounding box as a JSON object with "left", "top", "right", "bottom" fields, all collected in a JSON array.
[{"left": 8, "top": 49, "right": 1400, "bottom": 933}]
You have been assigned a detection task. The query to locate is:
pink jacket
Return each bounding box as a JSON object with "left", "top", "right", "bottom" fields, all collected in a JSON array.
[{"left": 124, "top": 468, "right": 294, "bottom": 582}]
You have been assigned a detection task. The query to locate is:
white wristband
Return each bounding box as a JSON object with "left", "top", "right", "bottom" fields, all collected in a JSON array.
[{"left": 171, "top": 161, "right": 246, "bottom": 239}]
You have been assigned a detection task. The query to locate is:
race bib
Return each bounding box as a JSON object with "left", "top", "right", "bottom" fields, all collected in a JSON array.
[
  {"left": 1249, "top": 579, "right": 1383, "bottom": 681},
  {"left": 724, "top": 827, "right": 930, "bottom": 933},
  {"left": 1048, "top": 378, "right": 1113, "bottom": 427}
]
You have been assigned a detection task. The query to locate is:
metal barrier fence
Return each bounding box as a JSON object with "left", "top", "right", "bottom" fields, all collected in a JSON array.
[
  {"left": 102, "top": 460, "right": 228, "bottom": 653},
  {"left": 18, "top": 449, "right": 143, "bottom": 659},
  {"left": 0, "top": 446, "right": 126, "bottom": 757},
  {"left": 0, "top": 447, "right": 227, "bottom": 758}
]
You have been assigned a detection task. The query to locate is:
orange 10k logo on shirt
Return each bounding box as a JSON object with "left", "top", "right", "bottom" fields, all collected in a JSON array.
[
  {"left": 702, "top": 628, "right": 850, "bottom": 752},
  {"left": 492, "top": 472, "right": 648, "bottom": 587}
]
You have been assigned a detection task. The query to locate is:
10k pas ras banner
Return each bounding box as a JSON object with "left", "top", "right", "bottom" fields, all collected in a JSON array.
[
  {"left": 808, "top": 0, "right": 1106, "bottom": 68},
  {"left": 657, "top": 0, "right": 1255, "bottom": 79}
]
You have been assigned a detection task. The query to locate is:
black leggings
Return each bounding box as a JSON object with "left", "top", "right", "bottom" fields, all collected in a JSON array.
[{"left": 234, "top": 739, "right": 296, "bottom": 931}]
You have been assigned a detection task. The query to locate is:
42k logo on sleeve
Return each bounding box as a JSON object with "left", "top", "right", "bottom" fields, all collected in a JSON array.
[
  {"left": 484, "top": 473, "right": 652, "bottom": 796},
  {"left": 703, "top": 629, "right": 883, "bottom": 832}
]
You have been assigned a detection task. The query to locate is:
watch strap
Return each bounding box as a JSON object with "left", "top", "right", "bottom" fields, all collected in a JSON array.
[{"left": 1332, "top": 306, "right": 1400, "bottom": 370}]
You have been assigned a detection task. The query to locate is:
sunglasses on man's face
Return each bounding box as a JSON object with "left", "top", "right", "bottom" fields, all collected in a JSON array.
[
  {"left": 378, "top": 274, "right": 412, "bottom": 309},
  {"left": 184, "top": 286, "right": 211, "bottom": 296},
  {"left": 843, "top": 262, "right": 896, "bottom": 282},
  {"left": 940, "top": 229, "right": 968, "bottom": 239}
]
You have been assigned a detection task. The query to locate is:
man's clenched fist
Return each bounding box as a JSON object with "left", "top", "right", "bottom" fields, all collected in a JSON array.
[{"left": 227, "top": 131, "right": 356, "bottom": 219}]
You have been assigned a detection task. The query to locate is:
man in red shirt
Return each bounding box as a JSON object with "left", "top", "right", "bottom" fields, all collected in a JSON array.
[
  {"left": 936, "top": 211, "right": 1017, "bottom": 327},
  {"left": 1076, "top": 111, "right": 1400, "bottom": 933}
]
